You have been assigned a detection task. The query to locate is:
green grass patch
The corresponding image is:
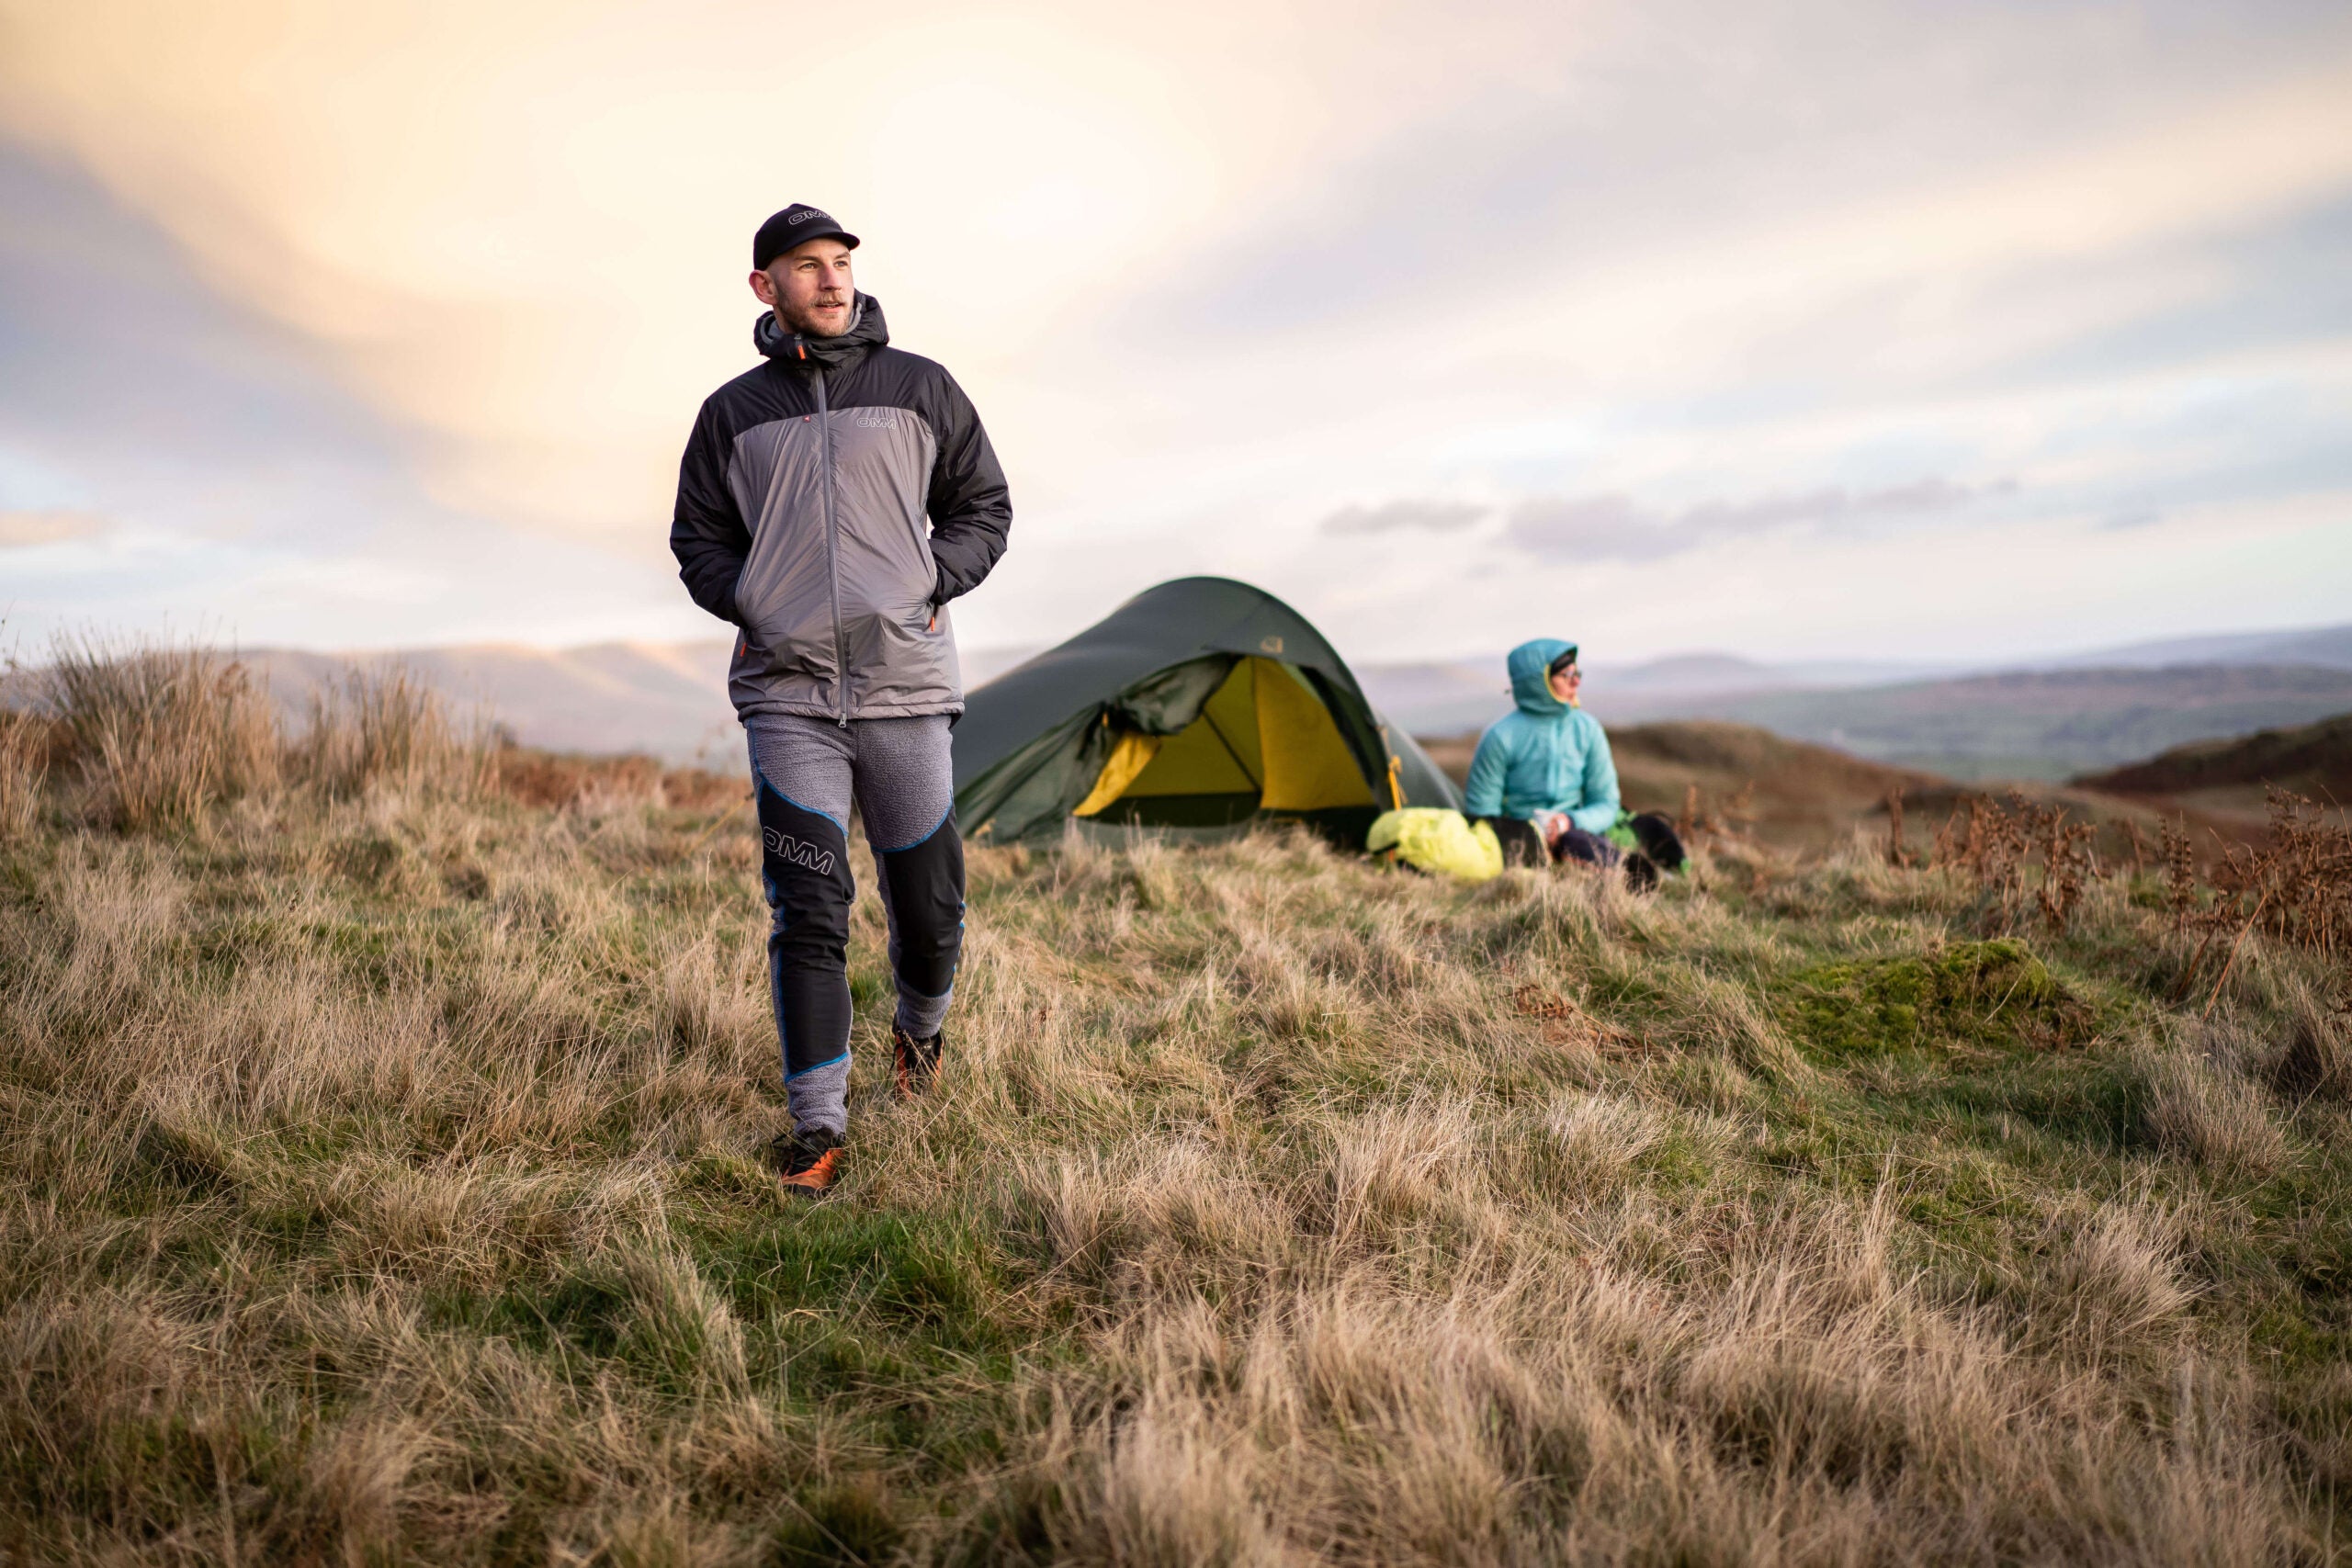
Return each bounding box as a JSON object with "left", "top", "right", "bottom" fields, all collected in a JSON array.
[{"left": 1785, "top": 938, "right": 2101, "bottom": 1059}]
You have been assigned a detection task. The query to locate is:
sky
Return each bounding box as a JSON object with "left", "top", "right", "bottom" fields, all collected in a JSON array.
[{"left": 3, "top": 0, "right": 2350, "bottom": 666}]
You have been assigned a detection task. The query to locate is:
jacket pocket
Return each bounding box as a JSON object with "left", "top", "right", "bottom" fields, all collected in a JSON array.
[
  {"left": 729, "top": 420, "right": 837, "bottom": 682},
  {"left": 847, "top": 599, "right": 957, "bottom": 712},
  {"left": 734, "top": 528, "right": 837, "bottom": 682}
]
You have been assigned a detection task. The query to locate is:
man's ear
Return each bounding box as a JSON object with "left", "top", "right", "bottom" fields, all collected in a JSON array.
[{"left": 749, "top": 267, "right": 778, "bottom": 306}]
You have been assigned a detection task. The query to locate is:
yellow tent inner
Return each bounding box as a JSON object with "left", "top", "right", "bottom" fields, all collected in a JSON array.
[{"left": 1073, "top": 658, "right": 1375, "bottom": 818}]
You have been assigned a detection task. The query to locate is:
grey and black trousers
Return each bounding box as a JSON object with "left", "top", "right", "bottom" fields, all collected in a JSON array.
[{"left": 746, "top": 713, "right": 962, "bottom": 1137}]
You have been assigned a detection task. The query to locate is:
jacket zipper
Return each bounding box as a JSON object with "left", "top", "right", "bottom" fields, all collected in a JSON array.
[{"left": 813, "top": 364, "right": 849, "bottom": 727}]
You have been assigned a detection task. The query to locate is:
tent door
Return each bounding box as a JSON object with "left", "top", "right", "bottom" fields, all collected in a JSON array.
[{"left": 1080, "top": 658, "right": 1375, "bottom": 826}]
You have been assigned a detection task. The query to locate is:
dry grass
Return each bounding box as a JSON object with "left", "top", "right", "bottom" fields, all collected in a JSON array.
[
  {"left": 40, "top": 637, "right": 283, "bottom": 829},
  {"left": 2, "top": 651, "right": 2348, "bottom": 1563},
  {"left": 2140, "top": 1034, "right": 2292, "bottom": 1182},
  {"left": 22, "top": 638, "right": 497, "bottom": 830},
  {"left": 493, "top": 746, "right": 744, "bottom": 813},
  {"left": 291, "top": 663, "right": 495, "bottom": 802},
  {"left": 0, "top": 705, "right": 49, "bottom": 843}
]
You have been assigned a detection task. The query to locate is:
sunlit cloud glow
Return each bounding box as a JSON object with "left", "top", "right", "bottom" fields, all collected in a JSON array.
[{"left": 1, "top": 0, "right": 2347, "bottom": 661}]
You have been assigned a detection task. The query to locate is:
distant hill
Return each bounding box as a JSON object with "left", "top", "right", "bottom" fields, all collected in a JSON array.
[
  {"left": 2039, "top": 622, "right": 2352, "bottom": 672},
  {"left": 1602, "top": 721, "right": 1947, "bottom": 855},
  {"left": 2074, "top": 712, "right": 2352, "bottom": 818},
  {"left": 1706, "top": 665, "right": 2352, "bottom": 781},
  {"left": 1351, "top": 651, "right": 1962, "bottom": 736},
  {"left": 1421, "top": 718, "right": 2213, "bottom": 857},
  {"left": 1352, "top": 622, "right": 2352, "bottom": 740},
  {"left": 10, "top": 617, "right": 2346, "bottom": 778},
  {"left": 212, "top": 641, "right": 1043, "bottom": 765},
  {"left": 1368, "top": 622, "right": 2352, "bottom": 766},
  {"left": 239, "top": 641, "right": 743, "bottom": 765},
  {"left": 1349, "top": 660, "right": 1510, "bottom": 735},
  {"left": 1406, "top": 664, "right": 2352, "bottom": 785}
]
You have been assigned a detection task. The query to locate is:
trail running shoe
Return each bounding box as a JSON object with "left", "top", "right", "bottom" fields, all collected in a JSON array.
[
  {"left": 768, "top": 1126, "right": 843, "bottom": 1197},
  {"left": 893, "top": 1026, "right": 943, "bottom": 1098}
]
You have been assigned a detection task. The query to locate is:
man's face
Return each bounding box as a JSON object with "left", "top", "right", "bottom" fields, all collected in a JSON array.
[
  {"left": 1547, "top": 662, "right": 1582, "bottom": 704},
  {"left": 751, "top": 238, "right": 855, "bottom": 337}
]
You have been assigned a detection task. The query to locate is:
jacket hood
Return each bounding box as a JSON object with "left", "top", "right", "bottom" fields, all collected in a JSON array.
[
  {"left": 1507, "top": 637, "right": 1577, "bottom": 716},
  {"left": 753, "top": 291, "right": 889, "bottom": 368}
]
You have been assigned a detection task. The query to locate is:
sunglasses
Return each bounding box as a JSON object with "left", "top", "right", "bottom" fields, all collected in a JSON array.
[{"left": 1547, "top": 649, "right": 1580, "bottom": 678}]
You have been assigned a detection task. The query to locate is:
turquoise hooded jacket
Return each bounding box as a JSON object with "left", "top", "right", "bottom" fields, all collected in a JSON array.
[{"left": 1463, "top": 637, "right": 1622, "bottom": 832}]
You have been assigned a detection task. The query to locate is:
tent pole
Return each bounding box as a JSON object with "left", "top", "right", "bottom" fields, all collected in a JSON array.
[{"left": 1199, "top": 703, "right": 1261, "bottom": 790}]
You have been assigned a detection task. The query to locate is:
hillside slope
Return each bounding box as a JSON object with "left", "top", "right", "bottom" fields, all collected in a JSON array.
[
  {"left": 1692, "top": 663, "right": 2352, "bottom": 781},
  {"left": 2043, "top": 620, "right": 2352, "bottom": 672},
  {"left": 6, "top": 702, "right": 2350, "bottom": 1561},
  {"left": 1422, "top": 719, "right": 2209, "bottom": 858},
  {"left": 2075, "top": 711, "right": 2352, "bottom": 818},
  {"left": 1610, "top": 720, "right": 1944, "bottom": 850}
]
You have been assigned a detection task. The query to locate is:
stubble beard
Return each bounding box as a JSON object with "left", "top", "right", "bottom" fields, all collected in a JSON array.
[{"left": 780, "top": 295, "right": 854, "bottom": 339}]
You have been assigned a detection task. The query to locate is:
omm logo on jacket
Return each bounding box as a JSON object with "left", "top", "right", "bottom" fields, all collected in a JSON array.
[{"left": 762, "top": 828, "right": 837, "bottom": 876}]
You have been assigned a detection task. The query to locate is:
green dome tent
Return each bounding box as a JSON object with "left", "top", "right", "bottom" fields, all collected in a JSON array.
[{"left": 953, "top": 577, "right": 1464, "bottom": 844}]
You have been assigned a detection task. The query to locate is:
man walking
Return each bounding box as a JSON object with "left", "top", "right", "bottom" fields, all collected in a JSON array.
[{"left": 671, "top": 205, "right": 1012, "bottom": 1195}]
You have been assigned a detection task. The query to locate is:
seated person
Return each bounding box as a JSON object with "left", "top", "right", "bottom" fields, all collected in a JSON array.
[{"left": 1464, "top": 638, "right": 1683, "bottom": 886}]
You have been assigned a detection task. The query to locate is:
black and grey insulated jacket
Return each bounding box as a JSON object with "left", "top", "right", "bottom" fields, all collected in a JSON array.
[{"left": 671, "top": 294, "right": 1012, "bottom": 722}]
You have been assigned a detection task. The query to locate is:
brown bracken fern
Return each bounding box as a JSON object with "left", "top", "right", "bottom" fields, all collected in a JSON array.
[{"left": 1932, "top": 791, "right": 2097, "bottom": 934}]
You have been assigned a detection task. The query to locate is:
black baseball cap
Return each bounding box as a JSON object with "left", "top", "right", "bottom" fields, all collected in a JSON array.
[
  {"left": 753, "top": 204, "right": 860, "bottom": 269},
  {"left": 1547, "top": 646, "right": 1580, "bottom": 677}
]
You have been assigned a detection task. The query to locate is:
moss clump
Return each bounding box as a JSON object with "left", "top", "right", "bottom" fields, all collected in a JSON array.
[{"left": 1788, "top": 939, "right": 2093, "bottom": 1057}]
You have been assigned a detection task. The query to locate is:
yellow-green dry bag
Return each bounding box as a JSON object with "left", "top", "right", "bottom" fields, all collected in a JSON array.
[{"left": 1366, "top": 808, "right": 1504, "bottom": 882}]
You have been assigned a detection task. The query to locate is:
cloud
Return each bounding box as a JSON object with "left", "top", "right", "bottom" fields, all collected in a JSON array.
[
  {"left": 0, "top": 145, "right": 413, "bottom": 507},
  {"left": 1676, "top": 477, "right": 1996, "bottom": 534},
  {"left": 0, "top": 144, "right": 712, "bottom": 649},
  {"left": 1502, "top": 495, "right": 1666, "bottom": 559},
  {"left": 2, "top": 4, "right": 2350, "bottom": 660},
  {"left": 0, "top": 508, "right": 107, "bottom": 547},
  {"left": 1507, "top": 479, "right": 2005, "bottom": 562},
  {"left": 1320, "top": 499, "right": 1491, "bottom": 536},
  {"left": 1315, "top": 476, "right": 2012, "bottom": 561}
]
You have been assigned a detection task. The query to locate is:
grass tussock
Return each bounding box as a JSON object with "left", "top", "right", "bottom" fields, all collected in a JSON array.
[
  {"left": 0, "top": 705, "right": 47, "bottom": 842},
  {"left": 2140, "top": 1025, "right": 2291, "bottom": 1182},
  {"left": 2, "top": 646, "right": 2349, "bottom": 1562},
  {"left": 42, "top": 637, "right": 283, "bottom": 829},
  {"left": 292, "top": 663, "right": 496, "bottom": 802},
  {"left": 22, "top": 637, "right": 497, "bottom": 831}
]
